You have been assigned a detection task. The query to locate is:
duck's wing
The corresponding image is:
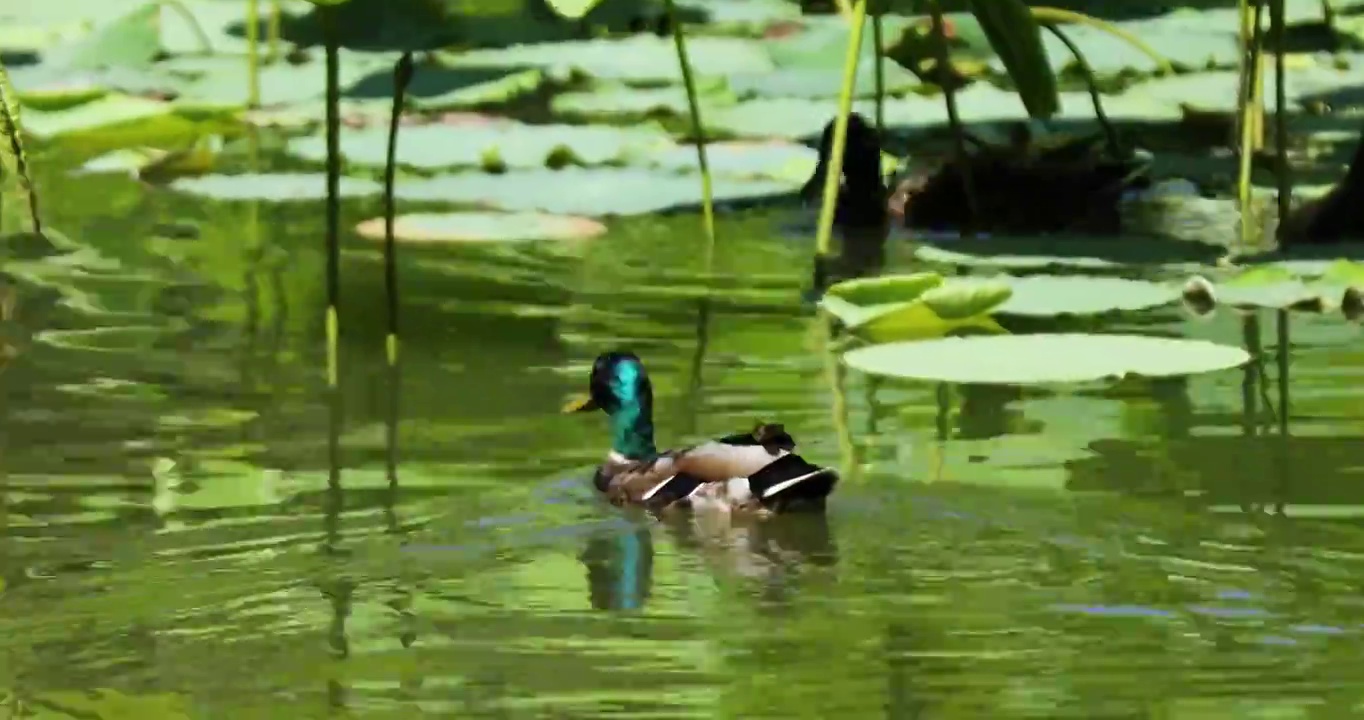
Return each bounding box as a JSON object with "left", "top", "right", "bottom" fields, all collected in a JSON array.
[
  {"left": 598, "top": 454, "right": 711, "bottom": 510},
  {"left": 677, "top": 430, "right": 839, "bottom": 510}
]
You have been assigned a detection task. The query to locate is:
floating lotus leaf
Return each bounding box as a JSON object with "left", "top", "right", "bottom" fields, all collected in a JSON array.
[
  {"left": 995, "top": 275, "right": 1180, "bottom": 316},
  {"left": 354, "top": 212, "right": 606, "bottom": 244},
  {"left": 287, "top": 120, "right": 673, "bottom": 170},
  {"left": 844, "top": 333, "right": 1251, "bottom": 385},
  {"left": 18, "top": 94, "right": 173, "bottom": 138},
  {"left": 826, "top": 273, "right": 945, "bottom": 306},
  {"left": 820, "top": 276, "right": 1010, "bottom": 342},
  {"left": 169, "top": 173, "right": 383, "bottom": 201},
  {"left": 645, "top": 141, "right": 819, "bottom": 183},
  {"left": 393, "top": 168, "right": 793, "bottom": 216},
  {"left": 445, "top": 35, "right": 775, "bottom": 83}
]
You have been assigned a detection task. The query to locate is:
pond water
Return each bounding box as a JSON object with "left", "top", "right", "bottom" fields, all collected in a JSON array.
[{"left": 5, "top": 152, "right": 1364, "bottom": 719}]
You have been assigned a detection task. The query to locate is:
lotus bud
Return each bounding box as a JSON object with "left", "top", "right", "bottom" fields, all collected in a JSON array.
[{"left": 1181, "top": 275, "right": 1217, "bottom": 317}]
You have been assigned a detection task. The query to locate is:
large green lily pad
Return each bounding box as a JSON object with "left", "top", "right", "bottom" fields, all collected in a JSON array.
[
  {"left": 704, "top": 84, "right": 1181, "bottom": 140},
  {"left": 169, "top": 173, "right": 383, "bottom": 201},
  {"left": 18, "top": 94, "right": 173, "bottom": 138},
  {"left": 287, "top": 120, "right": 674, "bottom": 170},
  {"left": 995, "top": 275, "right": 1180, "bottom": 317},
  {"left": 354, "top": 212, "right": 606, "bottom": 243},
  {"left": 913, "top": 236, "right": 1224, "bottom": 271},
  {"left": 551, "top": 83, "right": 737, "bottom": 119},
  {"left": 444, "top": 34, "right": 775, "bottom": 83},
  {"left": 393, "top": 167, "right": 794, "bottom": 216},
  {"left": 844, "top": 334, "right": 1251, "bottom": 385},
  {"left": 645, "top": 140, "right": 818, "bottom": 182}
]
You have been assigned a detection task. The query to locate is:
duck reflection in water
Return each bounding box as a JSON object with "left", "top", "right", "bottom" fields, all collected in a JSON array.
[
  {"left": 580, "top": 524, "right": 655, "bottom": 612},
  {"left": 580, "top": 512, "right": 838, "bottom": 611}
]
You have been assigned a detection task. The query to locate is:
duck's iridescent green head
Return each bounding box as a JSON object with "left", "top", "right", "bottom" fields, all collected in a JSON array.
[{"left": 562, "top": 350, "right": 658, "bottom": 460}]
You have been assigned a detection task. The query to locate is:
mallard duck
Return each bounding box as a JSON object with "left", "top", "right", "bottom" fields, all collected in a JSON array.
[
  {"left": 1277, "top": 123, "right": 1364, "bottom": 245},
  {"left": 562, "top": 351, "right": 839, "bottom": 514}
]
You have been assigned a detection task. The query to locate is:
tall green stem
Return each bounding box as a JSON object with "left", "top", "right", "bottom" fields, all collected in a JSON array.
[
  {"left": 1270, "top": 0, "right": 1290, "bottom": 227},
  {"left": 664, "top": 0, "right": 717, "bottom": 272},
  {"left": 814, "top": 0, "right": 869, "bottom": 264},
  {"left": 929, "top": 0, "right": 976, "bottom": 236},
  {"left": 1042, "top": 23, "right": 1118, "bottom": 156},
  {"left": 872, "top": 4, "right": 885, "bottom": 138},
  {"left": 322, "top": 9, "right": 341, "bottom": 390},
  {"left": 246, "top": 0, "right": 260, "bottom": 108},
  {"left": 384, "top": 53, "right": 414, "bottom": 369},
  {"left": 1236, "top": 0, "right": 1265, "bottom": 249},
  {"left": 268, "top": 0, "right": 282, "bottom": 62}
]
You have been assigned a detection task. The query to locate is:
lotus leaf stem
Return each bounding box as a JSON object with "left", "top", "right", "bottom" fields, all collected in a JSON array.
[
  {"left": 1275, "top": 309, "right": 1289, "bottom": 436},
  {"left": 1270, "top": 0, "right": 1290, "bottom": 227},
  {"left": 1029, "top": 7, "right": 1173, "bottom": 75},
  {"left": 927, "top": 0, "right": 977, "bottom": 237},
  {"left": 268, "top": 0, "right": 282, "bottom": 61},
  {"left": 663, "top": 0, "right": 717, "bottom": 272},
  {"left": 322, "top": 6, "right": 341, "bottom": 390},
  {"left": 0, "top": 64, "right": 40, "bottom": 236},
  {"left": 384, "top": 52, "right": 415, "bottom": 369},
  {"left": 1040, "top": 22, "right": 1118, "bottom": 157},
  {"left": 247, "top": 0, "right": 261, "bottom": 108},
  {"left": 1236, "top": 0, "right": 1266, "bottom": 249},
  {"left": 872, "top": 4, "right": 885, "bottom": 138},
  {"left": 813, "top": 0, "right": 868, "bottom": 265}
]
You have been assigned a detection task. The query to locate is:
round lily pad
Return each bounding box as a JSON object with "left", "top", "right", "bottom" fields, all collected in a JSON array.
[
  {"left": 394, "top": 167, "right": 793, "bottom": 216},
  {"left": 996, "top": 275, "right": 1180, "bottom": 316},
  {"left": 354, "top": 212, "right": 606, "bottom": 243},
  {"left": 843, "top": 333, "right": 1250, "bottom": 385},
  {"left": 168, "top": 173, "right": 383, "bottom": 201},
  {"left": 287, "top": 116, "right": 673, "bottom": 170}
]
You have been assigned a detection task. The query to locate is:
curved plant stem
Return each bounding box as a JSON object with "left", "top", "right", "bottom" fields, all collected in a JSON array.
[
  {"left": 1041, "top": 22, "right": 1119, "bottom": 156},
  {"left": 322, "top": 7, "right": 341, "bottom": 391},
  {"left": 0, "top": 64, "right": 39, "bottom": 235},
  {"left": 1270, "top": 0, "right": 1290, "bottom": 226},
  {"left": 157, "top": 0, "right": 213, "bottom": 54},
  {"left": 872, "top": 4, "right": 885, "bottom": 138},
  {"left": 384, "top": 53, "right": 414, "bottom": 369},
  {"left": 1030, "top": 6, "right": 1173, "bottom": 75},
  {"left": 833, "top": 0, "right": 855, "bottom": 19},
  {"left": 246, "top": 0, "right": 260, "bottom": 108},
  {"left": 814, "top": 0, "right": 868, "bottom": 264},
  {"left": 1236, "top": 0, "right": 1266, "bottom": 249},
  {"left": 928, "top": 0, "right": 977, "bottom": 237},
  {"left": 664, "top": 0, "right": 717, "bottom": 272}
]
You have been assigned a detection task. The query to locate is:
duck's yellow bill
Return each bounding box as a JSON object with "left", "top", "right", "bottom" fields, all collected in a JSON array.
[{"left": 561, "top": 393, "right": 598, "bottom": 414}]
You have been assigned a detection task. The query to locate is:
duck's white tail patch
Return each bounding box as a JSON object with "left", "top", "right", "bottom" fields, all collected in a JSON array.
[{"left": 761, "top": 468, "right": 836, "bottom": 499}]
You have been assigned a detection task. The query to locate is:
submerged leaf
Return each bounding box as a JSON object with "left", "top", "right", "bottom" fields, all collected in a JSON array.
[{"left": 843, "top": 334, "right": 1250, "bottom": 385}]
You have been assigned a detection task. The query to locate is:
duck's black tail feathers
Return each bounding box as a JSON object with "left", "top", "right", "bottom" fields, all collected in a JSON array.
[{"left": 746, "top": 454, "right": 839, "bottom": 511}]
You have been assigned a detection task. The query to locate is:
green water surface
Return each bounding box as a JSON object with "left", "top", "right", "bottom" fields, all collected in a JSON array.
[{"left": 4, "top": 148, "right": 1364, "bottom": 720}]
